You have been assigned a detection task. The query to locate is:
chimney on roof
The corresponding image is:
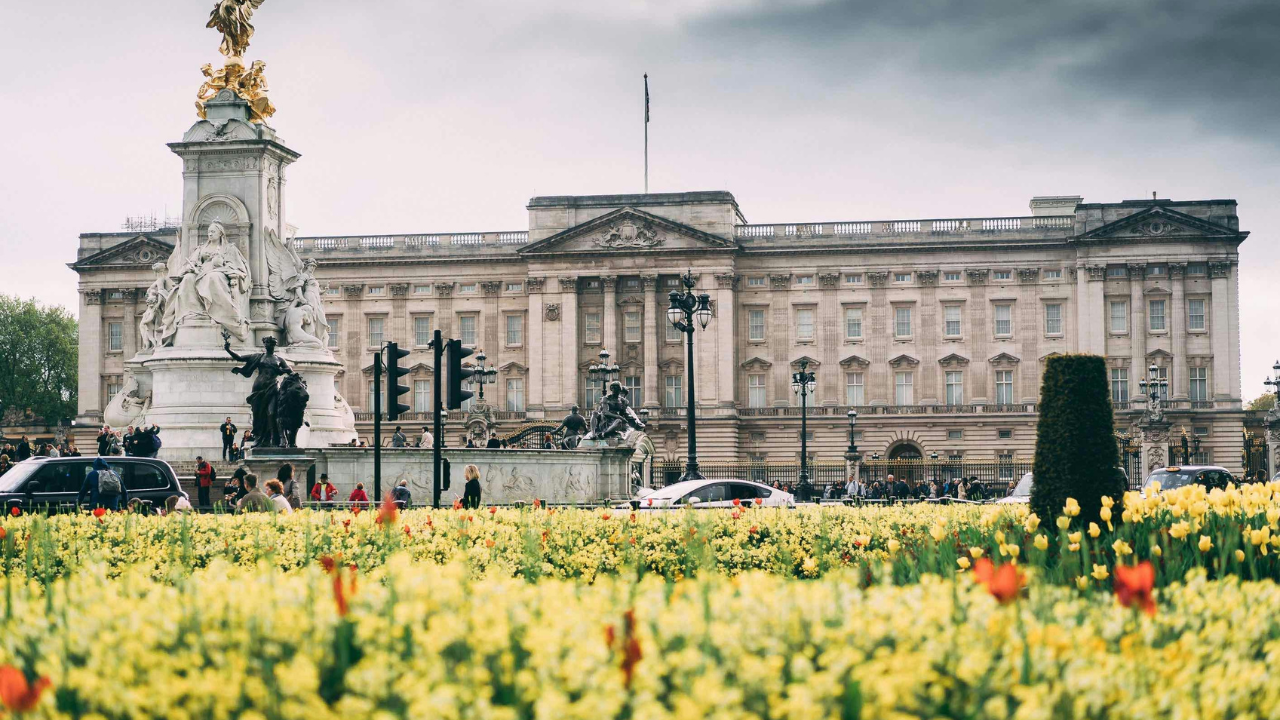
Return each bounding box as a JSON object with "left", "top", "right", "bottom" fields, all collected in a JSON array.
[{"left": 1029, "top": 195, "right": 1082, "bottom": 216}]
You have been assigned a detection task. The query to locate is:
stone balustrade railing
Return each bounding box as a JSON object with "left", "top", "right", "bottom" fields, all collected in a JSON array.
[
  {"left": 293, "top": 230, "right": 530, "bottom": 254},
  {"left": 734, "top": 215, "right": 1074, "bottom": 242}
]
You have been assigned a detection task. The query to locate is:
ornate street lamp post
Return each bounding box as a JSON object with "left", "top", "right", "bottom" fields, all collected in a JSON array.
[
  {"left": 587, "top": 348, "right": 620, "bottom": 391},
  {"left": 1263, "top": 360, "right": 1280, "bottom": 403},
  {"left": 930, "top": 450, "right": 939, "bottom": 487},
  {"left": 667, "top": 271, "right": 713, "bottom": 482},
  {"left": 846, "top": 410, "right": 859, "bottom": 456},
  {"left": 791, "top": 358, "right": 817, "bottom": 500},
  {"left": 471, "top": 349, "right": 498, "bottom": 402},
  {"left": 1138, "top": 363, "right": 1168, "bottom": 420}
]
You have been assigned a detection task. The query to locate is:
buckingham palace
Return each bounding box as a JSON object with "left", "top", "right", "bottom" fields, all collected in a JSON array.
[{"left": 70, "top": 190, "right": 1248, "bottom": 471}]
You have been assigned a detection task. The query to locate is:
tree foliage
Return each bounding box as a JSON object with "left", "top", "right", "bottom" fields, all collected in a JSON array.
[
  {"left": 1031, "top": 354, "right": 1125, "bottom": 526},
  {"left": 1247, "top": 394, "right": 1275, "bottom": 412},
  {"left": 0, "top": 294, "right": 78, "bottom": 424}
]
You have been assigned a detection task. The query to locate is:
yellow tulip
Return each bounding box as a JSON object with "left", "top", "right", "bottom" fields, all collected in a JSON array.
[
  {"left": 1024, "top": 514, "right": 1041, "bottom": 533},
  {"left": 957, "top": 557, "right": 971, "bottom": 570},
  {"left": 1091, "top": 564, "right": 1109, "bottom": 581},
  {"left": 1088, "top": 522, "right": 1101, "bottom": 539},
  {"left": 1056, "top": 516, "right": 1071, "bottom": 531},
  {"left": 1198, "top": 535, "right": 1213, "bottom": 553},
  {"left": 1034, "top": 534, "right": 1049, "bottom": 551},
  {"left": 969, "top": 547, "right": 984, "bottom": 558},
  {"left": 1170, "top": 521, "right": 1190, "bottom": 540},
  {"left": 1068, "top": 532, "right": 1082, "bottom": 544},
  {"left": 1076, "top": 575, "right": 1090, "bottom": 590},
  {"left": 930, "top": 523, "right": 946, "bottom": 543},
  {"left": 1101, "top": 496, "right": 1115, "bottom": 508},
  {"left": 1069, "top": 542, "right": 1080, "bottom": 552},
  {"left": 1235, "top": 549, "right": 1246, "bottom": 562},
  {"left": 887, "top": 538, "right": 901, "bottom": 553},
  {"left": 995, "top": 530, "right": 1006, "bottom": 544},
  {"left": 1064, "top": 498, "right": 1081, "bottom": 517},
  {"left": 1151, "top": 544, "right": 1162, "bottom": 557},
  {"left": 1112, "top": 539, "right": 1132, "bottom": 556},
  {"left": 1005, "top": 544, "right": 1021, "bottom": 559}
]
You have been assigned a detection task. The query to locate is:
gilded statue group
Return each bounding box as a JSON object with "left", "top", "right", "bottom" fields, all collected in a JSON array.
[
  {"left": 139, "top": 223, "right": 328, "bottom": 352},
  {"left": 196, "top": 0, "right": 274, "bottom": 123}
]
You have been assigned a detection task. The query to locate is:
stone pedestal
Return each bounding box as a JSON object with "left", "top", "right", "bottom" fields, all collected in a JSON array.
[
  {"left": 1139, "top": 420, "right": 1172, "bottom": 478},
  {"left": 243, "top": 448, "right": 316, "bottom": 490}
]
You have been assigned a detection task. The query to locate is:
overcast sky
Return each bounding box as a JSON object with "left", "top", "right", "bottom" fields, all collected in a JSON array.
[{"left": 2, "top": 0, "right": 1276, "bottom": 398}]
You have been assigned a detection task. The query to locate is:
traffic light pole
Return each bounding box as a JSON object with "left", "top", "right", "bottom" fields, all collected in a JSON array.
[
  {"left": 372, "top": 348, "right": 383, "bottom": 502},
  {"left": 432, "top": 329, "right": 443, "bottom": 509}
]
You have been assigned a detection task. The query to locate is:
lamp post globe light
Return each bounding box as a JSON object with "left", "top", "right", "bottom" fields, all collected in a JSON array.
[
  {"left": 471, "top": 349, "right": 498, "bottom": 402},
  {"left": 667, "top": 270, "right": 713, "bottom": 482},
  {"left": 846, "top": 410, "right": 858, "bottom": 455},
  {"left": 791, "top": 358, "right": 817, "bottom": 500},
  {"left": 1263, "top": 360, "right": 1280, "bottom": 403},
  {"left": 587, "top": 348, "right": 620, "bottom": 389},
  {"left": 1138, "top": 363, "right": 1168, "bottom": 418}
]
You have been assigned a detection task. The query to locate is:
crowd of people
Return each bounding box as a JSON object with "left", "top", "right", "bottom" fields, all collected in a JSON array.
[
  {"left": 94, "top": 425, "right": 162, "bottom": 458},
  {"left": 0, "top": 435, "right": 82, "bottom": 475},
  {"left": 828, "top": 474, "right": 989, "bottom": 502}
]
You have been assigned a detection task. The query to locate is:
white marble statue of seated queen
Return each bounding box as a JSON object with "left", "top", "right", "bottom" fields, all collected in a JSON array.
[{"left": 162, "top": 221, "right": 251, "bottom": 343}]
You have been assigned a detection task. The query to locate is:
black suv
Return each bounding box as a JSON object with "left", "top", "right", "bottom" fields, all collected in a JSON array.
[
  {"left": 1141, "top": 465, "right": 1235, "bottom": 493},
  {"left": 0, "top": 456, "right": 187, "bottom": 514}
]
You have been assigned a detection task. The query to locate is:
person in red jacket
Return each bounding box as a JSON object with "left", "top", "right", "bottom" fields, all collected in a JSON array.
[
  {"left": 310, "top": 474, "right": 338, "bottom": 503},
  {"left": 347, "top": 482, "right": 369, "bottom": 510},
  {"left": 195, "top": 456, "right": 214, "bottom": 509}
]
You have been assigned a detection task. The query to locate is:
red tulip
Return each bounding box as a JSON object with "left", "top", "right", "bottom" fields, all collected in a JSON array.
[
  {"left": 92, "top": 507, "right": 107, "bottom": 518},
  {"left": 620, "top": 609, "right": 642, "bottom": 688},
  {"left": 732, "top": 498, "right": 741, "bottom": 507},
  {"left": 319, "top": 555, "right": 337, "bottom": 574},
  {"left": 972, "top": 558, "right": 1024, "bottom": 604},
  {"left": 601, "top": 512, "right": 611, "bottom": 520},
  {"left": 1114, "top": 561, "right": 1157, "bottom": 617},
  {"left": 0, "top": 665, "right": 50, "bottom": 713},
  {"left": 754, "top": 498, "right": 763, "bottom": 506},
  {"left": 0, "top": 528, "right": 6, "bottom": 541},
  {"left": 9, "top": 507, "right": 19, "bottom": 517},
  {"left": 452, "top": 499, "right": 463, "bottom": 510},
  {"left": 489, "top": 506, "right": 497, "bottom": 514},
  {"left": 375, "top": 498, "right": 398, "bottom": 526}
]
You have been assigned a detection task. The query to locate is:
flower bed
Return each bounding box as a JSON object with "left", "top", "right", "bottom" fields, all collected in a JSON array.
[{"left": 2, "top": 558, "right": 1280, "bottom": 718}]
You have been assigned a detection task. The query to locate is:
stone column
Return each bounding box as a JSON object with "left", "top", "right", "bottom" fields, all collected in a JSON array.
[
  {"left": 433, "top": 282, "right": 455, "bottom": 338},
  {"left": 341, "top": 284, "right": 365, "bottom": 407},
  {"left": 1081, "top": 265, "right": 1106, "bottom": 356},
  {"left": 818, "top": 272, "right": 841, "bottom": 403},
  {"left": 691, "top": 273, "right": 717, "bottom": 406},
  {"left": 867, "top": 272, "right": 890, "bottom": 403},
  {"left": 1222, "top": 261, "right": 1241, "bottom": 401},
  {"left": 1209, "top": 262, "right": 1231, "bottom": 400},
  {"left": 77, "top": 289, "right": 104, "bottom": 420},
  {"left": 1139, "top": 419, "right": 1172, "bottom": 477},
  {"left": 1017, "top": 268, "right": 1040, "bottom": 402},
  {"left": 558, "top": 277, "right": 579, "bottom": 409},
  {"left": 121, "top": 289, "right": 140, "bottom": 358},
  {"left": 917, "top": 271, "right": 939, "bottom": 402},
  {"left": 389, "top": 283, "right": 410, "bottom": 347},
  {"left": 1128, "top": 263, "right": 1147, "bottom": 388},
  {"left": 601, "top": 276, "right": 618, "bottom": 355},
  {"left": 481, "top": 281, "right": 501, "bottom": 355},
  {"left": 769, "top": 273, "right": 792, "bottom": 403},
  {"left": 527, "top": 277, "right": 546, "bottom": 412},
  {"left": 715, "top": 273, "right": 739, "bottom": 407},
  {"left": 1169, "top": 263, "right": 1187, "bottom": 400},
  {"left": 966, "top": 270, "right": 990, "bottom": 404},
  {"left": 642, "top": 275, "right": 659, "bottom": 408}
]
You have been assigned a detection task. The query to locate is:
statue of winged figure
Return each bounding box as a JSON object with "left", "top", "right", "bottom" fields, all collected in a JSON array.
[
  {"left": 207, "top": 0, "right": 266, "bottom": 59},
  {"left": 263, "top": 228, "right": 330, "bottom": 346}
]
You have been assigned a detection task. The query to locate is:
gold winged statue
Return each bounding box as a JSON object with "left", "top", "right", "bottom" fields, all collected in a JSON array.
[{"left": 207, "top": 0, "right": 266, "bottom": 59}]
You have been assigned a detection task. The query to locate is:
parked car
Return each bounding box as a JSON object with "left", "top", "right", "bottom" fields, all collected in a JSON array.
[
  {"left": 625, "top": 479, "right": 794, "bottom": 509},
  {"left": 0, "top": 456, "right": 188, "bottom": 514},
  {"left": 1142, "top": 465, "right": 1234, "bottom": 493},
  {"left": 997, "top": 472, "right": 1034, "bottom": 504}
]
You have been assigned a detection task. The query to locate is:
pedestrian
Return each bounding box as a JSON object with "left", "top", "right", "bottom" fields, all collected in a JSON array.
[
  {"left": 46, "top": 443, "right": 60, "bottom": 458},
  {"left": 122, "top": 426, "right": 137, "bottom": 456},
  {"left": 0, "top": 455, "right": 10, "bottom": 477},
  {"left": 224, "top": 468, "right": 248, "bottom": 508},
  {"left": 16, "top": 436, "right": 31, "bottom": 462},
  {"left": 419, "top": 426, "right": 434, "bottom": 448},
  {"left": 499, "top": 438, "right": 509, "bottom": 449},
  {"left": 236, "top": 473, "right": 274, "bottom": 513},
  {"left": 163, "top": 494, "right": 194, "bottom": 515},
  {"left": 77, "top": 457, "right": 128, "bottom": 511},
  {"left": 542, "top": 433, "right": 554, "bottom": 449},
  {"left": 219, "top": 417, "right": 238, "bottom": 461},
  {"left": 96, "top": 426, "right": 113, "bottom": 456},
  {"left": 108, "top": 431, "right": 123, "bottom": 456},
  {"left": 465, "top": 437, "right": 476, "bottom": 449},
  {"left": 391, "top": 426, "right": 407, "bottom": 448},
  {"left": 228, "top": 443, "right": 240, "bottom": 462},
  {"left": 265, "top": 479, "right": 292, "bottom": 514},
  {"left": 310, "top": 473, "right": 337, "bottom": 503},
  {"left": 461, "top": 464, "right": 482, "bottom": 509},
  {"left": 957, "top": 477, "right": 969, "bottom": 501},
  {"left": 278, "top": 463, "right": 301, "bottom": 509},
  {"left": 64, "top": 441, "right": 81, "bottom": 457},
  {"left": 195, "top": 455, "right": 214, "bottom": 508},
  {"left": 391, "top": 478, "right": 412, "bottom": 509},
  {"left": 348, "top": 482, "right": 369, "bottom": 510},
  {"left": 137, "top": 425, "right": 162, "bottom": 458},
  {"left": 485, "top": 432, "right": 500, "bottom": 449}
]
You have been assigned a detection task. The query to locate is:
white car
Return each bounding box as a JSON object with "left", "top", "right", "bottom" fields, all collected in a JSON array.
[
  {"left": 997, "top": 472, "right": 1033, "bottom": 504},
  {"left": 626, "top": 479, "right": 794, "bottom": 509}
]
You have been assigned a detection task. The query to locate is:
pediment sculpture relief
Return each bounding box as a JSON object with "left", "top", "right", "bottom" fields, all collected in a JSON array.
[{"left": 595, "top": 219, "right": 663, "bottom": 249}]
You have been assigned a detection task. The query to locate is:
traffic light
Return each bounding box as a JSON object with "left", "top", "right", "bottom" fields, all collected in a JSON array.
[
  {"left": 386, "top": 341, "right": 411, "bottom": 420},
  {"left": 446, "top": 338, "right": 475, "bottom": 409}
]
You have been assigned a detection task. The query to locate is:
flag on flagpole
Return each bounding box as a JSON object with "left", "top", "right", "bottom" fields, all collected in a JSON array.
[{"left": 644, "top": 73, "right": 649, "bottom": 123}]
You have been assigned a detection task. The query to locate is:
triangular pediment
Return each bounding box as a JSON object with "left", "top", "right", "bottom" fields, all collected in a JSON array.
[
  {"left": 1077, "top": 206, "right": 1244, "bottom": 244},
  {"left": 938, "top": 353, "right": 970, "bottom": 367},
  {"left": 70, "top": 235, "right": 176, "bottom": 270},
  {"left": 499, "top": 361, "right": 528, "bottom": 373},
  {"left": 888, "top": 354, "right": 919, "bottom": 368},
  {"left": 658, "top": 358, "right": 684, "bottom": 371},
  {"left": 518, "top": 207, "right": 736, "bottom": 256},
  {"left": 790, "top": 356, "right": 820, "bottom": 369},
  {"left": 740, "top": 356, "right": 772, "bottom": 371},
  {"left": 1146, "top": 349, "right": 1174, "bottom": 360},
  {"left": 839, "top": 354, "right": 871, "bottom": 368},
  {"left": 988, "top": 352, "right": 1021, "bottom": 366}
]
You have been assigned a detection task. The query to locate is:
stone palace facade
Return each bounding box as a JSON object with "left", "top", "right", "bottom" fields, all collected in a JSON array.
[{"left": 71, "top": 191, "right": 1249, "bottom": 470}]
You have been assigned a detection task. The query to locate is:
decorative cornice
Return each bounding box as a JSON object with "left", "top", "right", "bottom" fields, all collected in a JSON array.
[
  {"left": 1017, "top": 268, "right": 1039, "bottom": 284},
  {"left": 556, "top": 277, "right": 577, "bottom": 294},
  {"left": 839, "top": 354, "right": 871, "bottom": 369},
  {"left": 389, "top": 283, "right": 410, "bottom": 297},
  {"left": 938, "top": 353, "right": 970, "bottom": 367},
  {"left": 740, "top": 356, "right": 772, "bottom": 371},
  {"left": 768, "top": 273, "right": 791, "bottom": 290},
  {"left": 714, "top": 273, "right": 739, "bottom": 290},
  {"left": 342, "top": 284, "right": 365, "bottom": 299},
  {"left": 1208, "top": 261, "right": 1232, "bottom": 278},
  {"left": 965, "top": 269, "right": 988, "bottom": 286},
  {"left": 915, "top": 270, "right": 938, "bottom": 287},
  {"left": 83, "top": 289, "right": 103, "bottom": 305},
  {"left": 480, "top": 280, "right": 502, "bottom": 297},
  {"left": 1167, "top": 262, "right": 1186, "bottom": 279},
  {"left": 888, "top": 354, "right": 920, "bottom": 368},
  {"left": 818, "top": 272, "right": 841, "bottom": 289},
  {"left": 867, "top": 272, "right": 889, "bottom": 288},
  {"left": 988, "top": 352, "right": 1021, "bottom": 366},
  {"left": 433, "top": 282, "right": 454, "bottom": 297}
]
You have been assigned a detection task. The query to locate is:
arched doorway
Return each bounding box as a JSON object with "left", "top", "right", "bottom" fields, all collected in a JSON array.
[
  {"left": 888, "top": 442, "right": 922, "bottom": 460},
  {"left": 887, "top": 442, "right": 923, "bottom": 485}
]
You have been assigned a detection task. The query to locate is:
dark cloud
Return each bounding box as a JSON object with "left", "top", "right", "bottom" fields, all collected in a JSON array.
[{"left": 690, "top": 0, "right": 1280, "bottom": 140}]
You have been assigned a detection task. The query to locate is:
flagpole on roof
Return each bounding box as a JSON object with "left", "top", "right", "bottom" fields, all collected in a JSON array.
[{"left": 644, "top": 73, "right": 649, "bottom": 194}]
